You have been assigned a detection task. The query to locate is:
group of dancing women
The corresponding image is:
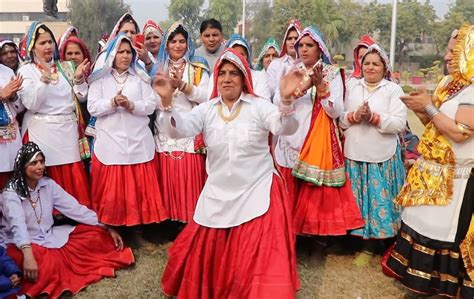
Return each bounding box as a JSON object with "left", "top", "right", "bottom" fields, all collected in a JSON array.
[{"left": 0, "top": 12, "right": 473, "bottom": 299}]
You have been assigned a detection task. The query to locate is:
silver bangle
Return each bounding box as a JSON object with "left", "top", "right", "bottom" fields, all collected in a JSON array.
[{"left": 424, "top": 104, "right": 440, "bottom": 120}]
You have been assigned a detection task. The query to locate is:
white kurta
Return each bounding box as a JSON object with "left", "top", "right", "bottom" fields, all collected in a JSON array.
[
  {"left": 266, "top": 54, "right": 296, "bottom": 98},
  {"left": 18, "top": 63, "right": 80, "bottom": 166},
  {"left": 88, "top": 69, "right": 157, "bottom": 165},
  {"left": 340, "top": 78, "right": 407, "bottom": 163},
  {"left": 273, "top": 65, "right": 345, "bottom": 168},
  {"left": 158, "top": 93, "right": 298, "bottom": 228},
  {"left": 0, "top": 64, "right": 24, "bottom": 172},
  {"left": 401, "top": 85, "right": 474, "bottom": 243},
  {"left": 154, "top": 62, "right": 209, "bottom": 154}
]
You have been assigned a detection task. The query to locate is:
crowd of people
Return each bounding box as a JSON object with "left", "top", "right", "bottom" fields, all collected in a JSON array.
[{"left": 0, "top": 13, "right": 472, "bottom": 299}]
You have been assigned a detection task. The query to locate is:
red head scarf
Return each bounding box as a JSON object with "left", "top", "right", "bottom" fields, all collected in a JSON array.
[
  {"left": 143, "top": 20, "right": 163, "bottom": 38},
  {"left": 210, "top": 48, "right": 255, "bottom": 99},
  {"left": 59, "top": 36, "right": 91, "bottom": 63},
  {"left": 279, "top": 19, "right": 303, "bottom": 58},
  {"left": 352, "top": 35, "right": 376, "bottom": 78}
]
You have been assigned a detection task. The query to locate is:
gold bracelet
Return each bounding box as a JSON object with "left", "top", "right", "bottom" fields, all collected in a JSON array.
[
  {"left": 455, "top": 121, "right": 471, "bottom": 140},
  {"left": 20, "top": 244, "right": 32, "bottom": 250}
]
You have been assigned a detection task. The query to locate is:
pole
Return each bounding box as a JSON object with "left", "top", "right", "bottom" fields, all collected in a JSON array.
[
  {"left": 242, "top": 0, "right": 246, "bottom": 37},
  {"left": 389, "top": 0, "right": 397, "bottom": 69}
]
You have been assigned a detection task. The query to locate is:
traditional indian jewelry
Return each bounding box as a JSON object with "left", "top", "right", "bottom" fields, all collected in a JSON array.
[
  {"left": 20, "top": 244, "right": 32, "bottom": 250},
  {"left": 29, "top": 189, "right": 43, "bottom": 224},
  {"left": 36, "top": 63, "right": 59, "bottom": 84},
  {"left": 73, "top": 75, "right": 85, "bottom": 85},
  {"left": 365, "top": 80, "right": 380, "bottom": 92},
  {"left": 347, "top": 112, "right": 360, "bottom": 124},
  {"left": 455, "top": 121, "right": 471, "bottom": 140},
  {"left": 218, "top": 102, "right": 242, "bottom": 123},
  {"left": 279, "top": 101, "right": 296, "bottom": 116},
  {"left": 112, "top": 72, "right": 129, "bottom": 89},
  {"left": 424, "top": 104, "right": 440, "bottom": 120},
  {"left": 369, "top": 112, "right": 381, "bottom": 126}
]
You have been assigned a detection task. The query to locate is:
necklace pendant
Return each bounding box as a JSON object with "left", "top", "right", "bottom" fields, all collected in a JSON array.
[
  {"left": 37, "top": 219, "right": 41, "bottom": 224},
  {"left": 31, "top": 202, "right": 37, "bottom": 209}
]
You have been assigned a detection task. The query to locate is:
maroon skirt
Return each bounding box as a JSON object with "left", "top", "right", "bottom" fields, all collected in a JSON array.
[
  {"left": 91, "top": 155, "right": 168, "bottom": 226},
  {"left": 162, "top": 174, "right": 299, "bottom": 298},
  {"left": 0, "top": 171, "right": 12, "bottom": 190},
  {"left": 293, "top": 176, "right": 364, "bottom": 236},
  {"left": 7, "top": 225, "right": 134, "bottom": 299},
  {"left": 156, "top": 152, "right": 206, "bottom": 222}
]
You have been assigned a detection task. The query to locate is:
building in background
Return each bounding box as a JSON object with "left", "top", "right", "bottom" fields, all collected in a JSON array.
[{"left": 0, "top": 0, "right": 69, "bottom": 44}]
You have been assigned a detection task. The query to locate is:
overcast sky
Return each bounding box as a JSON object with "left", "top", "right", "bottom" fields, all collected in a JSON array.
[{"left": 125, "top": 0, "right": 452, "bottom": 29}]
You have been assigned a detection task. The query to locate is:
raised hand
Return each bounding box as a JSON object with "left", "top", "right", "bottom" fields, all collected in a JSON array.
[
  {"left": 400, "top": 86, "right": 432, "bottom": 113},
  {"left": 74, "top": 58, "right": 91, "bottom": 83},
  {"left": 0, "top": 75, "right": 23, "bottom": 101},
  {"left": 153, "top": 72, "right": 175, "bottom": 108},
  {"left": 280, "top": 67, "right": 313, "bottom": 100}
]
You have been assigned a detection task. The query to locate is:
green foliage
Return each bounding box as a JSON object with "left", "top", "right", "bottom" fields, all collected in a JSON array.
[
  {"left": 207, "top": 0, "right": 242, "bottom": 37},
  {"left": 248, "top": 0, "right": 274, "bottom": 57},
  {"left": 402, "top": 84, "right": 414, "bottom": 93},
  {"left": 168, "top": 0, "right": 205, "bottom": 37},
  {"left": 68, "top": 0, "right": 130, "bottom": 55}
]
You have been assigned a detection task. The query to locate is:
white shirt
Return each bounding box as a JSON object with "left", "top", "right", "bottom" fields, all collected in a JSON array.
[
  {"left": 0, "top": 65, "right": 24, "bottom": 172},
  {"left": 340, "top": 78, "right": 407, "bottom": 163},
  {"left": 266, "top": 54, "right": 296, "bottom": 98},
  {"left": 1, "top": 177, "right": 101, "bottom": 249},
  {"left": 18, "top": 63, "right": 80, "bottom": 166},
  {"left": 157, "top": 93, "right": 298, "bottom": 228},
  {"left": 88, "top": 69, "right": 157, "bottom": 165},
  {"left": 154, "top": 62, "right": 210, "bottom": 153},
  {"left": 273, "top": 65, "right": 345, "bottom": 168},
  {"left": 206, "top": 69, "right": 271, "bottom": 102}
]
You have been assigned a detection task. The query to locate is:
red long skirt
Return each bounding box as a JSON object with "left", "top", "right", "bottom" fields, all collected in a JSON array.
[
  {"left": 278, "top": 166, "right": 301, "bottom": 215},
  {"left": 0, "top": 171, "right": 12, "bottom": 189},
  {"left": 22, "top": 132, "right": 91, "bottom": 208},
  {"left": 157, "top": 152, "right": 206, "bottom": 222},
  {"left": 293, "top": 176, "right": 364, "bottom": 236},
  {"left": 162, "top": 175, "right": 299, "bottom": 299},
  {"left": 7, "top": 225, "right": 134, "bottom": 299},
  {"left": 47, "top": 163, "right": 91, "bottom": 208},
  {"left": 91, "top": 155, "right": 168, "bottom": 226}
]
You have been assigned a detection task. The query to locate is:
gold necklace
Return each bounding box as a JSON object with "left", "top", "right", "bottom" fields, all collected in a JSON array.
[
  {"left": 29, "top": 189, "right": 43, "bottom": 224},
  {"left": 365, "top": 80, "right": 380, "bottom": 92},
  {"left": 218, "top": 102, "right": 242, "bottom": 123}
]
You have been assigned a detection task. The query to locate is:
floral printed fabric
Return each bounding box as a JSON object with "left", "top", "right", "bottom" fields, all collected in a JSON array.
[{"left": 347, "top": 146, "right": 405, "bottom": 239}]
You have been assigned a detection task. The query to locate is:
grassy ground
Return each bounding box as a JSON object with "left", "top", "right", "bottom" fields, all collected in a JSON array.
[
  {"left": 77, "top": 113, "right": 426, "bottom": 298},
  {"left": 75, "top": 231, "right": 417, "bottom": 299}
]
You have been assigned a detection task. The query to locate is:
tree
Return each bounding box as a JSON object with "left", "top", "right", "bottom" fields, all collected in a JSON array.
[
  {"left": 168, "top": 0, "right": 205, "bottom": 38},
  {"left": 432, "top": 0, "right": 474, "bottom": 56},
  {"left": 247, "top": 0, "right": 274, "bottom": 57},
  {"left": 68, "top": 0, "right": 130, "bottom": 55},
  {"left": 206, "top": 0, "right": 243, "bottom": 37}
]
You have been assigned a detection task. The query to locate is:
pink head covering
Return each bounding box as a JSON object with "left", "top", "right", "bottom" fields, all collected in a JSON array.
[
  {"left": 352, "top": 35, "right": 377, "bottom": 78},
  {"left": 142, "top": 20, "right": 163, "bottom": 38}
]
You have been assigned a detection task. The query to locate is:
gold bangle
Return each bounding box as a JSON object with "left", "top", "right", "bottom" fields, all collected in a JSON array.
[{"left": 455, "top": 121, "right": 471, "bottom": 139}]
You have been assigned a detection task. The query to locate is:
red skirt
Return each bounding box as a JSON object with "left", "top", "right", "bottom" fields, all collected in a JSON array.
[
  {"left": 278, "top": 166, "right": 301, "bottom": 216},
  {"left": 47, "top": 163, "right": 91, "bottom": 208},
  {"left": 293, "top": 176, "right": 364, "bottom": 236},
  {"left": 162, "top": 175, "right": 299, "bottom": 299},
  {"left": 91, "top": 155, "right": 168, "bottom": 226},
  {"left": 7, "top": 225, "right": 134, "bottom": 299},
  {"left": 0, "top": 171, "right": 12, "bottom": 189},
  {"left": 157, "top": 152, "right": 206, "bottom": 222}
]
